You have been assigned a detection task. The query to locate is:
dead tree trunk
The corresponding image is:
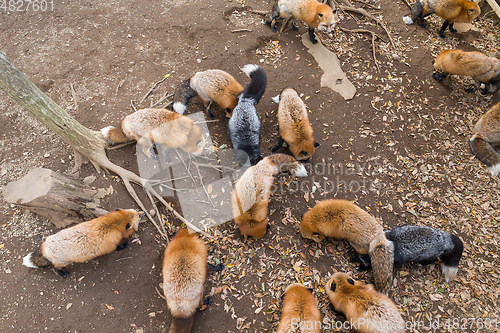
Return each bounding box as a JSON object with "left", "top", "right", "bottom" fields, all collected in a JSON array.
[
  {"left": 3, "top": 168, "right": 109, "bottom": 228},
  {"left": 0, "top": 52, "right": 211, "bottom": 240}
]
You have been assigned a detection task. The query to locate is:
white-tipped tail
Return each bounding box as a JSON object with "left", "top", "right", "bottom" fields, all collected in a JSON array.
[
  {"left": 442, "top": 265, "right": 458, "bottom": 282},
  {"left": 271, "top": 94, "right": 280, "bottom": 104},
  {"left": 173, "top": 102, "right": 187, "bottom": 115},
  {"left": 403, "top": 16, "right": 413, "bottom": 24},
  {"left": 488, "top": 163, "right": 500, "bottom": 176},
  {"left": 23, "top": 253, "right": 38, "bottom": 268},
  {"left": 100, "top": 126, "right": 113, "bottom": 139},
  {"left": 294, "top": 164, "right": 308, "bottom": 177},
  {"left": 241, "top": 64, "right": 260, "bottom": 78}
]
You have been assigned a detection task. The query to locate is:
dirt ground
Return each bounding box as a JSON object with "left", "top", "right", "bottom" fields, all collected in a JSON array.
[{"left": 1, "top": 0, "right": 500, "bottom": 332}]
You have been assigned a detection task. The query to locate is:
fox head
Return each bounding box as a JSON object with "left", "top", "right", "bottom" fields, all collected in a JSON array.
[
  {"left": 300, "top": 210, "right": 326, "bottom": 242},
  {"left": 316, "top": 6, "right": 339, "bottom": 34},
  {"left": 461, "top": 2, "right": 480, "bottom": 23}
]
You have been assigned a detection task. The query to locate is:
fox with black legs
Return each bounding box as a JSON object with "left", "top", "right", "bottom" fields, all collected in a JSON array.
[
  {"left": 173, "top": 69, "right": 243, "bottom": 119},
  {"left": 23, "top": 209, "right": 144, "bottom": 278},
  {"left": 228, "top": 64, "right": 267, "bottom": 166},
  {"left": 265, "top": 0, "right": 338, "bottom": 44},
  {"left": 432, "top": 50, "right": 500, "bottom": 94},
  {"left": 403, "top": 0, "right": 480, "bottom": 38},
  {"left": 469, "top": 103, "right": 500, "bottom": 176}
]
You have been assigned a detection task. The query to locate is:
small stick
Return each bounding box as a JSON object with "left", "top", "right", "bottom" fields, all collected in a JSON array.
[
  {"left": 131, "top": 100, "right": 138, "bottom": 112},
  {"left": 248, "top": 9, "right": 268, "bottom": 15},
  {"left": 340, "top": 5, "right": 395, "bottom": 49},
  {"left": 192, "top": 155, "right": 216, "bottom": 208},
  {"left": 232, "top": 29, "right": 252, "bottom": 33},
  {"left": 105, "top": 141, "right": 136, "bottom": 150},
  {"left": 155, "top": 286, "right": 166, "bottom": 300},
  {"left": 140, "top": 76, "right": 168, "bottom": 104},
  {"left": 340, "top": 27, "right": 383, "bottom": 72},
  {"left": 70, "top": 83, "right": 78, "bottom": 111},
  {"left": 116, "top": 79, "right": 125, "bottom": 93},
  {"left": 146, "top": 189, "right": 168, "bottom": 241},
  {"left": 151, "top": 92, "right": 173, "bottom": 108},
  {"left": 354, "top": 0, "right": 379, "bottom": 9}
]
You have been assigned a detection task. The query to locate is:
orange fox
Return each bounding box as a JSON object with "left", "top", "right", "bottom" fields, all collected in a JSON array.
[
  {"left": 327, "top": 273, "right": 405, "bottom": 333},
  {"left": 433, "top": 50, "right": 500, "bottom": 94},
  {"left": 276, "top": 283, "right": 321, "bottom": 333},
  {"left": 232, "top": 154, "right": 307, "bottom": 239},
  {"left": 162, "top": 228, "right": 211, "bottom": 333},
  {"left": 271, "top": 87, "right": 319, "bottom": 160},
  {"left": 469, "top": 103, "right": 500, "bottom": 176},
  {"left": 101, "top": 108, "right": 205, "bottom": 161},
  {"left": 300, "top": 199, "right": 394, "bottom": 295},
  {"left": 403, "top": 0, "right": 480, "bottom": 38},
  {"left": 265, "top": 0, "right": 339, "bottom": 44},
  {"left": 173, "top": 70, "right": 243, "bottom": 119},
  {"left": 23, "top": 209, "right": 144, "bottom": 278}
]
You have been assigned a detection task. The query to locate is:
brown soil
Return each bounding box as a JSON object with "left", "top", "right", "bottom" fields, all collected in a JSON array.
[{"left": 1, "top": 0, "right": 500, "bottom": 332}]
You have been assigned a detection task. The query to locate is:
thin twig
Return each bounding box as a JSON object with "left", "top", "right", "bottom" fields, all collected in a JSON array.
[
  {"left": 105, "top": 141, "right": 136, "bottom": 150},
  {"left": 232, "top": 29, "right": 252, "bottom": 33},
  {"left": 146, "top": 189, "right": 168, "bottom": 242},
  {"left": 151, "top": 92, "right": 173, "bottom": 108},
  {"left": 340, "top": 5, "right": 395, "bottom": 49},
  {"left": 354, "top": 0, "right": 379, "bottom": 9},
  {"left": 70, "top": 83, "right": 78, "bottom": 111},
  {"left": 193, "top": 119, "right": 219, "bottom": 125},
  {"left": 155, "top": 286, "right": 166, "bottom": 300},
  {"left": 248, "top": 9, "right": 268, "bottom": 15},
  {"left": 131, "top": 100, "right": 138, "bottom": 112},
  {"left": 116, "top": 79, "right": 125, "bottom": 93},
  {"left": 149, "top": 175, "right": 191, "bottom": 186},
  {"left": 191, "top": 156, "right": 215, "bottom": 208},
  {"left": 140, "top": 76, "right": 168, "bottom": 104},
  {"left": 340, "top": 27, "right": 383, "bottom": 72}
]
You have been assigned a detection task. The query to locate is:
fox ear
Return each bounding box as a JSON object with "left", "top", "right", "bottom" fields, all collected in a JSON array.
[
  {"left": 467, "top": 9, "right": 474, "bottom": 15},
  {"left": 347, "top": 278, "right": 355, "bottom": 285},
  {"left": 306, "top": 287, "right": 314, "bottom": 293},
  {"left": 126, "top": 223, "right": 131, "bottom": 230},
  {"left": 314, "top": 142, "right": 320, "bottom": 148},
  {"left": 330, "top": 281, "right": 336, "bottom": 291},
  {"left": 318, "top": 13, "right": 323, "bottom": 17},
  {"left": 333, "top": 9, "right": 338, "bottom": 14}
]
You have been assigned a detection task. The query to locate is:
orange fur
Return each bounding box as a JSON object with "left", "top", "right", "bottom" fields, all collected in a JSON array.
[
  {"left": 469, "top": 103, "right": 500, "bottom": 175},
  {"left": 300, "top": 199, "right": 393, "bottom": 294},
  {"left": 274, "top": 87, "right": 317, "bottom": 160},
  {"left": 327, "top": 273, "right": 405, "bottom": 333},
  {"left": 277, "top": 283, "right": 321, "bottom": 333},
  {"left": 163, "top": 228, "right": 208, "bottom": 333},
  {"left": 232, "top": 154, "right": 307, "bottom": 239},
  {"left": 101, "top": 108, "right": 205, "bottom": 157},
  {"left": 32, "top": 209, "right": 142, "bottom": 269},
  {"left": 191, "top": 70, "right": 243, "bottom": 116},
  {"left": 433, "top": 50, "right": 500, "bottom": 92}
]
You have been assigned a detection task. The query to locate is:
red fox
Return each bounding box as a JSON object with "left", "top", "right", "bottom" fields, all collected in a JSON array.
[
  {"left": 101, "top": 108, "right": 205, "bottom": 161},
  {"left": 23, "top": 209, "right": 144, "bottom": 278},
  {"left": 469, "top": 103, "right": 500, "bottom": 176},
  {"left": 327, "top": 273, "right": 405, "bottom": 333},
  {"left": 432, "top": 50, "right": 500, "bottom": 94},
  {"left": 232, "top": 153, "right": 307, "bottom": 239},
  {"left": 265, "top": 0, "right": 339, "bottom": 44},
  {"left": 271, "top": 87, "right": 319, "bottom": 161},
  {"left": 173, "top": 70, "right": 244, "bottom": 119},
  {"left": 300, "top": 199, "right": 394, "bottom": 295},
  {"left": 403, "top": 0, "right": 480, "bottom": 38},
  {"left": 276, "top": 283, "right": 321, "bottom": 333},
  {"left": 162, "top": 228, "right": 209, "bottom": 333}
]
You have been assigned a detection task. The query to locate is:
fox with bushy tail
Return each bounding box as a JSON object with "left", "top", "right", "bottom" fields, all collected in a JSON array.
[
  {"left": 228, "top": 64, "right": 267, "bottom": 166},
  {"left": 23, "top": 209, "right": 144, "bottom": 278}
]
